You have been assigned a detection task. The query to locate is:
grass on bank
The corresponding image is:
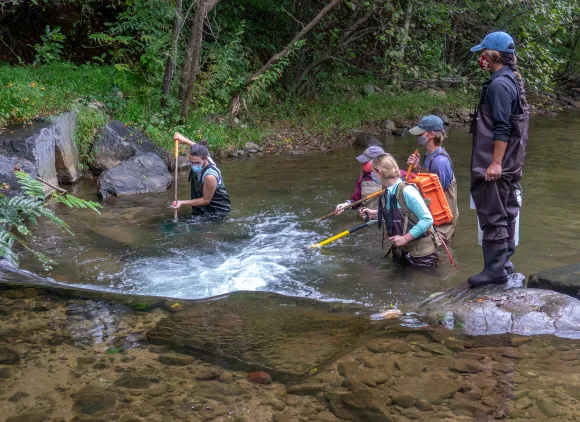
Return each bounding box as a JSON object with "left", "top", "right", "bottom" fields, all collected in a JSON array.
[{"left": 0, "top": 62, "right": 474, "bottom": 159}]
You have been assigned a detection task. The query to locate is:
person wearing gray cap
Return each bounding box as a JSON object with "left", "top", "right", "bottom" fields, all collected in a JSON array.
[
  {"left": 407, "top": 115, "right": 458, "bottom": 241},
  {"left": 467, "top": 31, "right": 529, "bottom": 287},
  {"left": 335, "top": 145, "right": 385, "bottom": 216}
]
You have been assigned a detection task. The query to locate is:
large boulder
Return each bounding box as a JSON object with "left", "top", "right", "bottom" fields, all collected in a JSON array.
[
  {"left": 0, "top": 156, "right": 39, "bottom": 197},
  {"left": 529, "top": 264, "right": 580, "bottom": 299},
  {"left": 97, "top": 153, "right": 173, "bottom": 199},
  {"left": 0, "top": 121, "right": 57, "bottom": 193},
  {"left": 53, "top": 111, "right": 81, "bottom": 184},
  {"left": 89, "top": 121, "right": 170, "bottom": 175},
  {"left": 419, "top": 281, "right": 580, "bottom": 338}
]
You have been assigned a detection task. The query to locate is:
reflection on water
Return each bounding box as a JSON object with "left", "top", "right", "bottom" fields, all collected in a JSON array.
[{"left": 20, "top": 110, "right": 580, "bottom": 307}]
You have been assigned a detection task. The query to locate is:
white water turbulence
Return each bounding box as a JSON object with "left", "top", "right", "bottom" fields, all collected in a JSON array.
[{"left": 112, "top": 214, "right": 326, "bottom": 299}]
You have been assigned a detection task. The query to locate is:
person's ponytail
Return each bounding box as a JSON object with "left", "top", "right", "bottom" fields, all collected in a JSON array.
[{"left": 500, "top": 51, "right": 528, "bottom": 107}]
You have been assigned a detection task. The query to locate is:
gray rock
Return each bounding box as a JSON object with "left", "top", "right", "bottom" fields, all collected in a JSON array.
[
  {"left": 73, "top": 385, "right": 117, "bottom": 414},
  {"left": 415, "top": 399, "right": 433, "bottom": 411},
  {"left": 361, "top": 84, "right": 376, "bottom": 96},
  {"left": 243, "top": 142, "right": 261, "bottom": 154},
  {"left": 0, "top": 120, "right": 58, "bottom": 193},
  {"left": 338, "top": 361, "right": 361, "bottom": 377},
  {"left": 90, "top": 121, "right": 170, "bottom": 174},
  {"left": 395, "top": 357, "right": 425, "bottom": 376},
  {"left": 354, "top": 132, "right": 382, "bottom": 147},
  {"left": 451, "top": 359, "right": 486, "bottom": 373},
  {"left": 157, "top": 354, "right": 193, "bottom": 366},
  {"left": 287, "top": 383, "right": 326, "bottom": 396},
  {"left": 171, "top": 156, "right": 191, "bottom": 172},
  {"left": 0, "top": 346, "right": 20, "bottom": 364},
  {"left": 421, "top": 287, "right": 580, "bottom": 337},
  {"left": 529, "top": 264, "right": 580, "bottom": 298},
  {"left": 379, "top": 120, "right": 396, "bottom": 133},
  {"left": 54, "top": 111, "right": 81, "bottom": 184},
  {"left": 437, "top": 114, "right": 451, "bottom": 126},
  {"left": 326, "top": 390, "right": 393, "bottom": 421},
  {"left": 392, "top": 393, "right": 415, "bottom": 408},
  {"left": 114, "top": 374, "right": 160, "bottom": 389},
  {"left": 97, "top": 153, "right": 173, "bottom": 199},
  {"left": 0, "top": 156, "right": 39, "bottom": 197},
  {"left": 456, "top": 108, "right": 472, "bottom": 123},
  {"left": 392, "top": 128, "right": 407, "bottom": 136}
]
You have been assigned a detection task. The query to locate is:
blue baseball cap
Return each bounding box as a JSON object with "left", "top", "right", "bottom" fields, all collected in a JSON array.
[
  {"left": 356, "top": 145, "right": 385, "bottom": 163},
  {"left": 408, "top": 115, "right": 444, "bottom": 135},
  {"left": 470, "top": 31, "right": 515, "bottom": 53}
]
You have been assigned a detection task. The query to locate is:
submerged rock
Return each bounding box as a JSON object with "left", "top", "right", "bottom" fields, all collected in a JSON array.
[
  {"left": 73, "top": 385, "right": 117, "bottom": 415},
  {"left": 529, "top": 264, "right": 580, "bottom": 299},
  {"left": 89, "top": 120, "right": 170, "bottom": 175},
  {"left": 97, "top": 153, "right": 173, "bottom": 199},
  {"left": 147, "top": 292, "right": 372, "bottom": 379}
]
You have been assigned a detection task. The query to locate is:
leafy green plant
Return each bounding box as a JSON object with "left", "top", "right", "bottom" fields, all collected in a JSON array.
[
  {"left": 0, "top": 172, "right": 102, "bottom": 270},
  {"left": 33, "top": 26, "right": 66, "bottom": 65}
]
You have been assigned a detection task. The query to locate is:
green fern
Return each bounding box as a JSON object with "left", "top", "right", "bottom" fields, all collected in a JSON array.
[{"left": 0, "top": 171, "right": 102, "bottom": 269}]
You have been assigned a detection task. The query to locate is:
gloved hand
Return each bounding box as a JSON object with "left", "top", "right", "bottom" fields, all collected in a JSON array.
[{"left": 335, "top": 201, "right": 351, "bottom": 215}]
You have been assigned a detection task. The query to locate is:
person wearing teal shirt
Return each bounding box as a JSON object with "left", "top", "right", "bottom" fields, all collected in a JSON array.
[{"left": 360, "top": 153, "right": 439, "bottom": 267}]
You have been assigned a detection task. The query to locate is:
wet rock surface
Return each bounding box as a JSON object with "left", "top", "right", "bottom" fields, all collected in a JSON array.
[
  {"left": 97, "top": 153, "right": 173, "bottom": 199},
  {"left": 1, "top": 272, "right": 580, "bottom": 421},
  {"left": 529, "top": 263, "right": 580, "bottom": 299},
  {"left": 89, "top": 120, "right": 171, "bottom": 175},
  {"left": 53, "top": 111, "right": 81, "bottom": 184},
  {"left": 0, "top": 155, "right": 38, "bottom": 197},
  {"left": 0, "top": 120, "right": 58, "bottom": 192}
]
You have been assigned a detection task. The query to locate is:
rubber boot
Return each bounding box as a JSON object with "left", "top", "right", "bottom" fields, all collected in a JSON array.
[
  {"left": 505, "top": 221, "right": 516, "bottom": 274},
  {"left": 468, "top": 241, "right": 509, "bottom": 287}
]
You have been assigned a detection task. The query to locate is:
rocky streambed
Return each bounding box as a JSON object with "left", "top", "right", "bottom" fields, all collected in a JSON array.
[{"left": 2, "top": 262, "right": 580, "bottom": 421}]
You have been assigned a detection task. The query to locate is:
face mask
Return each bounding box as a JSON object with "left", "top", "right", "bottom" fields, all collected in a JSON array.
[
  {"left": 371, "top": 172, "right": 382, "bottom": 185},
  {"left": 361, "top": 161, "right": 373, "bottom": 173},
  {"left": 478, "top": 54, "right": 490, "bottom": 71},
  {"left": 416, "top": 135, "right": 429, "bottom": 147},
  {"left": 191, "top": 163, "right": 203, "bottom": 173}
]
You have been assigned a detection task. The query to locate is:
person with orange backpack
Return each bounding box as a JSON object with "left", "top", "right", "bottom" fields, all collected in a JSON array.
[{"left": 406, "top": 115, "right": 458, "bottom": 241}]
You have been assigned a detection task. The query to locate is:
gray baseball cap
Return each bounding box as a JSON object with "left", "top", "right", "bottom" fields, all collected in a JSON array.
[{"left": 356, "top": 145, "right": 385, "bottom": 163}]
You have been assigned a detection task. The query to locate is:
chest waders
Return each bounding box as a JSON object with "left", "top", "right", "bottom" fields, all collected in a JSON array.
[
  {"left": 468, "top": 71, "right": 529, "bottom": 287},
  {"left": 189, "top": 164, "right": 232, "bottom": 215},
  {"left": 378, "top": 182, "right": 438, "bottom": 268},
  {"left": 360, "top": 178, "right": 383, "bottom": 210},
  {"left": 424, "top": 148, "right": 459, "bottom": 241}
]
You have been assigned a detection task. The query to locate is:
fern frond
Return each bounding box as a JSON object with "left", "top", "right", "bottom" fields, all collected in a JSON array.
[{"left": 14, "top": 172, "right": 44, "bottom": 199}]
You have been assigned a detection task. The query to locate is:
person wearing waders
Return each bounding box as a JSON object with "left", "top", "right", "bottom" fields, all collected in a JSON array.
[
  {"left": 172, "top": 132, "right": 231, "bottom": 215},
  {"left": 359, "top": 154, "right": 439, "bottom": 268},
  {"left": 468, "top": 31, "right": 529, "bottom": 287},
  {"left": 406, "top": 115, "right": 459, "bottom": 242},
  {"left": 334, "top": 145, "right": 385, "bottom": 217}
]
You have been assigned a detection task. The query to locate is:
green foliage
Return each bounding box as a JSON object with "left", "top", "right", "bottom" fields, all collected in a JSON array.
[
  {"left": 33, "top": 26, "right": 66, "bottom": 65},
  {"left": 74, "top": 105, "right": 109, "bottom": 167},
  {"left": 0, "top": 172, "right": 102, "bottom": 270}
]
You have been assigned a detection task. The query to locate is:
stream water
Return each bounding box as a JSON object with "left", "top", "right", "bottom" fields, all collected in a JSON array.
[{"left": 20, "top": 110, "right": 580, "bottom": 308}]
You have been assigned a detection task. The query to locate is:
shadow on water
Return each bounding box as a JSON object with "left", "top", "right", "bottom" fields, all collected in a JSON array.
[{"left": 18, "top": 110, "right": 580, "bottom": 308}]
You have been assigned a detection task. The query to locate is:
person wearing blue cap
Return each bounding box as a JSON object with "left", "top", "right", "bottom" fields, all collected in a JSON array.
[
  {"left": 407, "top": 115, "right": 458, "bottom": 241},
  {"left": 335, "top": 145, "right": 384, "bottom": 217},
  {"left": 467, "top": 31, "right": 529, "bottom": 287}
]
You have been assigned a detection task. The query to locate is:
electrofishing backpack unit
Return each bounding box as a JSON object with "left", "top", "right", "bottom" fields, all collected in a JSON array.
[{"left": 406, "top": 173, "right": 453, "bottom": 226}]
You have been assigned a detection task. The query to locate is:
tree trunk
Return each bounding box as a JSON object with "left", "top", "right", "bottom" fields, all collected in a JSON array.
[
  {"left": 228, "top": 0, "right": 343, "bottom": 118},
  {"left": 392, "top": 0, "right": 413, "bottom": 88},
  {"left": 179, "top": 0, "right": 219, "bottom": 119},
  {"left": 161, "top": 0, "right": 183, "bottom": 109},
  {"left": 445, "top": 14, "right": 458, "bottom": 66}
]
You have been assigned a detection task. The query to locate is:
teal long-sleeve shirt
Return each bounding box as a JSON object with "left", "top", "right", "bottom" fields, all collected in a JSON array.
[{"left": 385, "top": 179, "right": 433, "bottom": 239}]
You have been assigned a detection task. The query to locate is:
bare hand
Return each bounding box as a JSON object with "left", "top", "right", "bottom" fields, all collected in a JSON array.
[
  {"left": 486, "top": 163, "right": 502, "bottom": 181},
  {"left": 172, "top": 200, "right": 183, "bottom": 210},
  {"left": 407, "top": 153, "right": 420, "bottom": 170},
  {"left": 359, "top": 207, "right": 378, "bottom": 219},
  {"left": 173, "top": 132, "right": 191, "bottom": 145},
  {"left": 335, "top": 202, "right": 350, "bottom": 215},
  {"left": 389, "top": 235, "right": 408, "bottom": 247}
]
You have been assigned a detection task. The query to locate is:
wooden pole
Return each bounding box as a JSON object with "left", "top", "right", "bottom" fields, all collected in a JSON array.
[
  {"left": 317, "top": 189, "right": 385, "bottom": 221},
  {"left": 406, "top": 149, "right": 419, "bottom": 181},
  {"left": 174, "top": 140, "right": 179, "bottom": 220}
]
